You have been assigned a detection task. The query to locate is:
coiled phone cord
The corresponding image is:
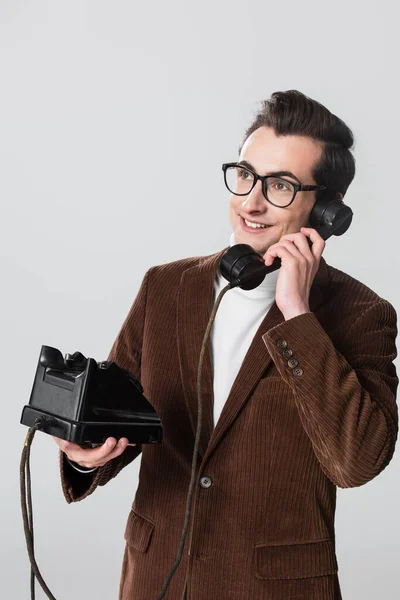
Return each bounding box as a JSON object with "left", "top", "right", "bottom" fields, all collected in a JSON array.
[{"left": 20, "top": 282, "right": 233, "bottom": 600}]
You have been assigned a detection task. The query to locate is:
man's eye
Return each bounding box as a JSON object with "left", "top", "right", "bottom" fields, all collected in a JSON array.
[
  {"left": 238, "top": 168, "right": 251, "bottom": 180},
  {"left": 270, "top": 179, "right": 291, "bottom": 192}
]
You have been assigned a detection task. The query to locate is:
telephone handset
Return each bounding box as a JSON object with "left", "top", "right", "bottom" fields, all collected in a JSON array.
[{"left": 220, "top": 194, "right": 353, "bottom": 290}]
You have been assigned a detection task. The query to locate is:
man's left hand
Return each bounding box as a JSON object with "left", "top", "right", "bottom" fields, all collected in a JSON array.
[{"left": 263, "top": 227, "right": 326, "bottom": 321}]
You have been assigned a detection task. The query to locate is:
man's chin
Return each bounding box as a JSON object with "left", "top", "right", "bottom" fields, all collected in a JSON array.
[
  {"left": 252, "top": 243, "right": 270, "bottom": 257},
  {"left": 235, "top": 231, "right": 274, "bottom": 257}
]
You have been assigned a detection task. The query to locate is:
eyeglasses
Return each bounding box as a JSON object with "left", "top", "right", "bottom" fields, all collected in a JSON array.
[{"left": 222, "top": 162, "right": 327, "bottom": 208}]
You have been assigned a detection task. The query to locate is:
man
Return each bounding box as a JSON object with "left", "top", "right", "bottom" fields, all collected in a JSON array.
[{"left": 54, "top": 90, "right": 399, "bottom": 599}]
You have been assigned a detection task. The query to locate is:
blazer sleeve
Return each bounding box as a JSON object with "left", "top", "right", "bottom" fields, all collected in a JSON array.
[
  {"left": 262, "top": 299, "right": 399, "bottom": 488},
  {"left": 59, "top": 268, "right": 151, "bottom": 503}
]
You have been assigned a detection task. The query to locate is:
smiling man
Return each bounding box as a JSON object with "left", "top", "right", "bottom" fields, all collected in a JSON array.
[
  {"left": 226, "top": 127, "right": 329, "bottom": 317},
  {"left": 56, "top": 90, "right": 399, "bottom": 600},
  {"left": 229, "top": 126, "right": 324, "bottom": 253}
]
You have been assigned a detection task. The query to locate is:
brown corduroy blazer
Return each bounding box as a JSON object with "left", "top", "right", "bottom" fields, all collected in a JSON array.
[{"left": 60, "top": 248, "right": 399, "bottom": 600}]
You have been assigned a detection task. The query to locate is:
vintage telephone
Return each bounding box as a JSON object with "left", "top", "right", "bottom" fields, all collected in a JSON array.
[
  {"left": 19, "top": 349, "right": 163, "bottom": 600},
  {"left": 19, "top": 190, "right": 352, "bottom": 600},
  {"left": 20, "top": 346, "right": 162, "bottom": 446}
]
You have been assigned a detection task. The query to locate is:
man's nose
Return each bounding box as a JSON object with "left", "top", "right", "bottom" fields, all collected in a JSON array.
[{"left": 241, "top": 180, "right": 267, "bottom": 212}]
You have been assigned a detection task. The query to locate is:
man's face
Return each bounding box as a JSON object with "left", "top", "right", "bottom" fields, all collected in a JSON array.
[{"left": 229, "top": 126, "right": 323, "bottom": 255}]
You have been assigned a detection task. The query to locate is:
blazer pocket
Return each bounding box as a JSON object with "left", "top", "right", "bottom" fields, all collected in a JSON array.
[
  {"left": 124, "top": 509, "right": 155, "bottom": 553},
  {"left": 255, "top": 538, "right": 338, "bottom": 580}
]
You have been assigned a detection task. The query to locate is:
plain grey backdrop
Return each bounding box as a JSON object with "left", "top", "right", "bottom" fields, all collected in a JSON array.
[{"left": 1, "top": 1, "right": 399, "bottom": 598}]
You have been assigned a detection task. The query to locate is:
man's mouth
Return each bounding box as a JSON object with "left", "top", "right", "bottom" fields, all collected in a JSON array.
[{"left": 240, "top": 216, "right": 273, "bottom": 232}]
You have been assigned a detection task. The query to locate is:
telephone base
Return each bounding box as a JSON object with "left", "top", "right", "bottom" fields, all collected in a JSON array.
[{"left": 21, "top": 405, "right": 163, "bottom": 446}]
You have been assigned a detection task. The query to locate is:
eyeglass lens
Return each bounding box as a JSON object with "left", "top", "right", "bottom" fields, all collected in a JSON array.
[{"left": 225, "top": 165, "right": 295, "bottom": 207}]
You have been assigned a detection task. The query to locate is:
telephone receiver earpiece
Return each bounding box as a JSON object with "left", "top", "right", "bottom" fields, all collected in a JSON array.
[{"left": 220, "top": 195, "right": 353, "bottom": 290}]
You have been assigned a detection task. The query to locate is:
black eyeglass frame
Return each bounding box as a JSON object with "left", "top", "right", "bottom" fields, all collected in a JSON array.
[{"left": 222, "top": 162, "right": 327, "bottom": 208}]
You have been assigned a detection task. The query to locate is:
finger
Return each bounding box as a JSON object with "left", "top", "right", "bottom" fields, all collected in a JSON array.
[
  {"left": 264, "top": 240, "right": 302, "bottom": 265},
  {"left": 300, "top": 227, "right": 325, "bottom": 258},
  {"left": 83, "top": 438, "right": 131, "bottom": 468},
  {"left": 277, "top": 239, "right": 307, "bottom": 262},
  {"left": 68, "top": 437, "right": 118, "bottom": 465},
  {"left": 264, "top": 245, "right": 295, "bottom": 266},
  {"left": 100, "top": 438, "right": 131, "bottom": 463},
  {"left": 279, "top": 232, "right": 314, "bottom": 260},
  {"left": 52, "top": 436, "right": 77, "bottom": 453}
]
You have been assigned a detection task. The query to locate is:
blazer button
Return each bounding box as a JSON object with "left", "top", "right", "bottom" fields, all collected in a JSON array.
[
  {"left": 282, "top": 348, "right": 293, "bottom": 359},
  {"left": 277, "top": 339, "right": 288, "bottom": 350},
  {"left": 293, "top": 367, "right": 303, "bottom": 377},
  {"left": 288, "top": 358, "right": 299, "bottom": 369},
  {"left": 200, "top": 476, "right": 212, "bottom": 488}
]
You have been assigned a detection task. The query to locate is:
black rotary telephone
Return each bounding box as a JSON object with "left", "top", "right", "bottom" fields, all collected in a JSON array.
[
  {"left": 220, "top": 192, "right": 353, "bottom": 290},
  {"left": 20, "top": 346, "right": 162, "bottom": 446}
]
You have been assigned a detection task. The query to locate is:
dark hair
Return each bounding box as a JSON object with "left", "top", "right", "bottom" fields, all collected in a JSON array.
[{"left": 239, "top": 90, "right": 356, "bottom": 197}]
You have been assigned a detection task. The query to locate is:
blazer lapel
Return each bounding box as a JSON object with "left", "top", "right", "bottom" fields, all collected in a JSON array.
[{"left": 177, "top": 248, "right": 329, "bottom": 462}]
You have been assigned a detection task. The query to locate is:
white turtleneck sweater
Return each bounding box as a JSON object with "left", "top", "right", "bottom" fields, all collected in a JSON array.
[{"left": 210, "top": 233, "right": 280, "bottom": 429}]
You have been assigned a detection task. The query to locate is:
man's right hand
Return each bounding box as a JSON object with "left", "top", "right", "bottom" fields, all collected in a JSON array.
[{"left": 52, "top": 436, "right": 137, "bottom": 469}]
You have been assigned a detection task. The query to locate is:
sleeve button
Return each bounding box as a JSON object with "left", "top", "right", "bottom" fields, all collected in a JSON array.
[
  {"left": 277, "top": 339, "right": 288, "bottom": 350},
  {"left": 288, "top": 358, "right": 299, "bottom": 369},
  {"left": 293, "top": 367, "right": 303, "bottom": 377},
  {"left": 282, "top": 348, "right": 293, "bottom": 358}
]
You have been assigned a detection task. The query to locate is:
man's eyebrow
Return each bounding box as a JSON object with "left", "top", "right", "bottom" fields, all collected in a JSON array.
[{"left": 238, "top": 160, "right": 301, "bottom": 183}]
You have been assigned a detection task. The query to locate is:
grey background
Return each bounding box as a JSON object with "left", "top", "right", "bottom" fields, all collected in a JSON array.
[{"left": 1, "top": 1, "right": 399, "bottom": 598}]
